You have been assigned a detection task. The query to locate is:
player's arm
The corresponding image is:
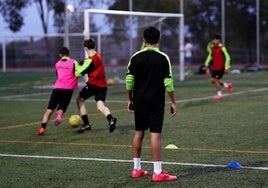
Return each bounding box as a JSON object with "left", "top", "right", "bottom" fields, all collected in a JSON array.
[
  {"left": 126, "top": 73, "right": 135, "bottom": 112},
  {"left": 204, "top": 49, "right": 212, "bottom": 67},
  {"left": 222, "top": 47, "right": 231, "bottom": 71},
  {"left": 164, "top": 77, "right": 176, "bottom": 117},
  {"left": 75, "top": 58, "right": 93, "bottom": 77},
  {"left": 163, "top": 56, "right": 176, "bottom": 117},
  {"left": 126, "top": 60, "right": 135, "bottom": 112}
]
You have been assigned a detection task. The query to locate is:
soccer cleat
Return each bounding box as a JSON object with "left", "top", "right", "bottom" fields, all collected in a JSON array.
[
  {"left": 54, "top": 110, "right": 63, "bottom": 126},
  {"left": 227, "top": 83, "right": 233, "bottom": 93},
  {"left": 152, "top": 171, "right": 177, "bottom": 182},
  {"left": 77, "top": 125, "right": 91, "bottom": 133},
  {"left": 131, "top": 169, "right": 149, "bottom": 178},
  {"left": 213, "top": 95, "right": 223, "bottom": 100},
  {"left": 109, "top": 117, "right": 117, "bottom": 132},
  {"left": 38, "top": 127, "right": 46, "bottom": 135}
]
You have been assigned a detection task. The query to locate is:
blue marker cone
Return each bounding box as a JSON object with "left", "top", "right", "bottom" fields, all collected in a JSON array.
[{"left": 227, "top": 161, "right": 242, "bottom": 169}]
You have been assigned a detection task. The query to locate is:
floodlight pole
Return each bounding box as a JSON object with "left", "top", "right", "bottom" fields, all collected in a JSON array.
[
  {"left": 2, "top": 36, "right": 6, "bottom": 72},
  {"left": 256, "top": 0, "right": 260, "bottom": 66},
  {"left": 64, "top": 0, "right": 69, "bottom": 48},
  {"left": 221, "top": 0, "right": 225, "bottom": 45},
  {"left": 129, "top": 0, "right": 133, "bottom": 57},
  {"left": 179, "top": 0, "right": 185, "bottom": 81}
]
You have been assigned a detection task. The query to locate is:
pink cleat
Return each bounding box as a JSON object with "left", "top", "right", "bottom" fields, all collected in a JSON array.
[
  {"left": 131, "top": 169, "right": 148, "bottom": 178},
  {"left": 38, "top": 127, "right": 46, "bottom": 135},
  {"left": 54, "top": 110, "right": 63, "bottom": 126},
  {"left": 213, "top": 95, "right": 223, "bottom": 100},
  {"left": 227, "top": 83, "right": 233, "bottom": 93},
  {"left": 152, "top": 171, "right": 177, "bottom": 182}
]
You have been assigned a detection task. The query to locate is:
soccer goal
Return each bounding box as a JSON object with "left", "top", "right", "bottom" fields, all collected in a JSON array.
[{"left": 83, "top": 9, "right": 185, "bottom": 81}]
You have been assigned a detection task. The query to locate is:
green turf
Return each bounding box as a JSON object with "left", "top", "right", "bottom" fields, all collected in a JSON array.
[{"left": 0, "top": 68, "right": 267, "bottom": 188}]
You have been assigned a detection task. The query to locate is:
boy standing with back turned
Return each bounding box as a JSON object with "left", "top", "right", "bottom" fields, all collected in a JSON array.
[{"left": 126, "top": 26, "right": 177, "bottom": 182}]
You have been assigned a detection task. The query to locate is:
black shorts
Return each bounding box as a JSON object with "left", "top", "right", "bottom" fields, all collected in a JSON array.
[
  {"left": 211, "top": 69, "right": 225, "bottom": 79},
  {"left": 47, "top": 89, "right": 74, "bottom": 112},
  {"left": 79, "top": 84, "right": 107, "bottom": 102},
  {"left": 134, "top": 112, "right": 164, "bottom": 133}
]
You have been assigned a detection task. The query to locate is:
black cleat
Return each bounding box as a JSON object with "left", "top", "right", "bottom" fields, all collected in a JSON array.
[
  {"left": 109, "top": 117, "right": 117, "bottom": 132},
  {"left": 77, "top": 125, "right": 91, "bottom": 133}
]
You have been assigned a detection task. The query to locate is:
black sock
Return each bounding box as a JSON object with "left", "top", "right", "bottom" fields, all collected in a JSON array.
[
  {"left": 41, "top": 123, "right": 47, "bottom": 128},
  {"left": 106, "top": 114, "right": 113, "bottom": 121},
  {"left": 81, "top": 115, "right": 90, "bottom": 126}
]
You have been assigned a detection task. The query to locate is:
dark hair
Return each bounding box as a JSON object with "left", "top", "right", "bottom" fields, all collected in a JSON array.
[
  {"left": 84, "top": 38, "right": 96, "bottom": 49},
  {"left": 212, "top": 34, "right": 221, "bottom": 40},
  {"left": 143, "top": 26, "right": 160, "bottom": 44},
  {"left": 59, "top": 47, "right": 69, "bottom": 55}
]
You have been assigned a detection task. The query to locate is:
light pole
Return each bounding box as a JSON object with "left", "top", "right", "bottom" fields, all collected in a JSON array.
[
  {"left": 256, "top": 0, "right": 260, "bottom": 66},
  {"left": 129, "top": 0, "right": 133, "bottom": 57},
  {"left": 221, "top": 0, "right": 225, "bottom": 45},
  {"left": 64, "top": 1, "right": 75, "bottom": 48}
]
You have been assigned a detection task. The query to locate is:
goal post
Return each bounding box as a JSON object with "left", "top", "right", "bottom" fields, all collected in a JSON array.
[{"left": 84, "top": 9, "right": 185, "bottom": 81}]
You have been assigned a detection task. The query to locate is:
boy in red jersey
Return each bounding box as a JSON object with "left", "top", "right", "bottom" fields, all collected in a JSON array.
[
  {"left": 38, "top": 47, "right": 80, "bottom": 135},
  {"left": 76, "top": 38, "right": 117, "bottom": 133},
  {"left": 205, "top": 34, "right": 233, "bottom": 100}
]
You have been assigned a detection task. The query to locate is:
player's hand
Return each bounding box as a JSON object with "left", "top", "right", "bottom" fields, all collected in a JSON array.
[
  {"left": 79, "top": 60, "right": 84, "bottom": 65},
  {"left": 205, "top": 67, "right": 210, "bottom": 75},
  {"left": 170, "top": 102, "right": 176, "bottom": 117},
  {"left": 127, "top": 100, "right": 134, "bottom": 113}
]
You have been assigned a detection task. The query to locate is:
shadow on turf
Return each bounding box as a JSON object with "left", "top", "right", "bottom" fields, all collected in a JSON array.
[
  {"left": 71, "top": 124, "right": 133, "bottom": 135},
  {"left": 179, "top": 166, "right": 232, "bottom": 178}
]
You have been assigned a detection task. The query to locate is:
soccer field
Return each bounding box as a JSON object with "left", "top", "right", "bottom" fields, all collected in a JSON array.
[{"left": 0, "top": 68, "right": 267, "bottom": 188}]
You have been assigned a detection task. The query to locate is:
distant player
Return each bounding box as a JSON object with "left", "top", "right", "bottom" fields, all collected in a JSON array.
[
  {"left": 205, "top": 34, "right": 233, "bottom": 100},
  {"left": 126, "top": 26, "right": 177, "bottom": 182},
  {"left": 75, "top": 38, "right": 117, "bottom": 133},
  {"left": 38, "top": 47, "right": 80, "bottom": 135},
  {"left": 184, "top": 39, "right": 193, "bottom": 68}
]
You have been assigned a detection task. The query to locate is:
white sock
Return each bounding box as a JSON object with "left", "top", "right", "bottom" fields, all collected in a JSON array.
[
  {"left": 133, "top": 158, "right": 141, "bottom": 170},
  {"left": 217, "top": 91, "right": 222, "bottom": 96},
  {"left": 153, "top": 161, "right": 162, "bottom": 174},
  {"left": 223, "top": 82, "right": 228, "bottom": 88}
]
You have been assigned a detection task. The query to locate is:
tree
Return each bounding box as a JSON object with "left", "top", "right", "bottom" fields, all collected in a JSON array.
[
  {"left": 0, "top": 0, "right": 65, "bottom": 33},
  {"left": 0, "top": 0, "right": 28, "bottom": 32}
]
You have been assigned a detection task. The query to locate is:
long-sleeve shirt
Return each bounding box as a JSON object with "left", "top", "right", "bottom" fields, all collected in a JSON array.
[
  {"left": 126, "top": 47, "right": 174, "bottom": 114},
  {"left": 75, "top": 51, "right": 107, "bottom": 88},
  {"left": 205, "top": 43, "right": 231, "bottom": 71}
]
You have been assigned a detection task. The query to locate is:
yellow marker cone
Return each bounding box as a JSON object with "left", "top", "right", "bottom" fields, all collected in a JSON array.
[{"left": 165, "top": 144, "right": 178, "bottom": 149}]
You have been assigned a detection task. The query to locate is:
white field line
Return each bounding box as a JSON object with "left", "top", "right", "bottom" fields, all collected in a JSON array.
[
  {"left": 0, "top": 92, "right": 50, "bottom": 99},
  {"left": 0, "top": 153, "right": 267, "bottom": 171},
  {"left": 1, "top": 87, "right": 268, "bottom": 103}
]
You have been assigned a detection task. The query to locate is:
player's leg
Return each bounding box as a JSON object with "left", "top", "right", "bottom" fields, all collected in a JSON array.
[
  {"left": 211, "top": 70, "right": 224, "bottom": 100},
  {"left": 149, "top": 113, "right": 177, "bottom": 181},
  {"left": 219, "top": 80, "right": 233, "bottom": 93},
  {"left": 131, "top": 113, "right": 148, "bottom": 178},
  {"left": 55, "top": 89, "right": 74, "bottom": 126},
  {"left": 38, "top": 90, "right": 58, "bottom": 135},
  {"left": 76, "top": 85, "right": 92, "bottom": 133},
  {"left": 95, "top": 87, "right": 117, "bottom": 132}
]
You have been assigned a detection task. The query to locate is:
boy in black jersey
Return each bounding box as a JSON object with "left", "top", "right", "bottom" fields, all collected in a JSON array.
[{"left": 126, "top": 26, "right": 177, "bottom": 182}]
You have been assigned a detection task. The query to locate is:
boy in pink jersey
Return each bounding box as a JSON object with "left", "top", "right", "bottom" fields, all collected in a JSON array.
[{"left": 38, "top": 47, "right": 80, "bottom": 135}]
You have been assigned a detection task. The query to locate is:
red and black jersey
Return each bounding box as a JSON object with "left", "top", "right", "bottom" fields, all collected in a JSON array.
[{"left": 86, "top": 52, "right": 108, "bottom": 88}]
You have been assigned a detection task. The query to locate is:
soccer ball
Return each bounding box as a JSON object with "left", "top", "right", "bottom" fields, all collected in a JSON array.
[
  {"left": 107, "top": 78, "right": 115, "bottom": 85},
  {"left": 68, "top": 115, "right": 82, "bottom": 127}
]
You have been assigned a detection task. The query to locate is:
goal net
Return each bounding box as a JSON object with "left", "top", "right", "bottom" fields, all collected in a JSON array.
[{"left": 83, "top": 9, "right": 185, "bottom": 81}]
